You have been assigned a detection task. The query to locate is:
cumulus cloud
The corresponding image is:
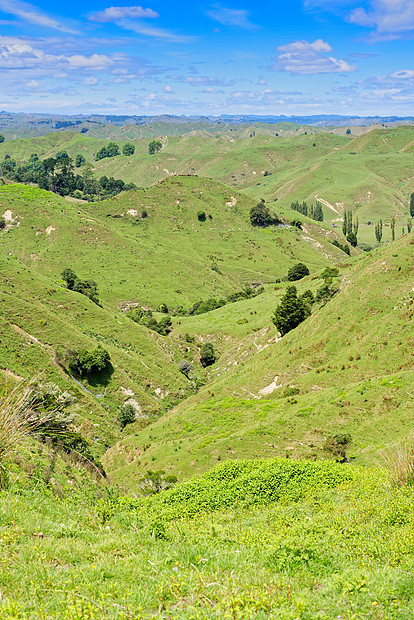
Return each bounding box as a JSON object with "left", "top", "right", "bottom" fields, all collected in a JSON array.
[
  {"left": 272, "top": 39, "right": 357, "bottom": 74},
  {"left": 88, "top": 4, "right": 192, "bottom": 42},
  {"left": 304, "top": 0, "right": 414, "bottom": 39},
  {"left": 0, "top": 0, "right": 76, "bottom": 33},
  {"left": 0, "top": 37, "right": 114, "bottom": 70},
  {"left": 89, "top": 6, "right": 158, "bottom": 23},
  {"left": 207, "top": 4, "right": 257, "bottom": 29},
  {"left": 348, "top": 0, "right": 414, "bottom": 37}
]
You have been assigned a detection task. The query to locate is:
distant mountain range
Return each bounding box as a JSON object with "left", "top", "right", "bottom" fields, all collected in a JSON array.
[{"left": 1, "top": 111, "right": 414, "bottom": 128}]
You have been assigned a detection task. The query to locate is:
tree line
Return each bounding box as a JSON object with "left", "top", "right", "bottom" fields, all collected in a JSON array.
[{"left": 0, "top": 150, "right": 135, "bottom": 201}]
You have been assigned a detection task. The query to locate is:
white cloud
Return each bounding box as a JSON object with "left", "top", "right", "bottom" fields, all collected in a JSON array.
[
  {"left": 273, "top": 39, "right": 357, "bottom": 74},
  {"left": 207, "top": 4, "right": 257, "bottom": 29},
  {"left": 348, "top": 0, "right": 414, "bottom": 36},
  {"left": 163, "top": 84, "right": 173, "bottom": 92},
  {"left": 0, "top": 37, "right": 114, "bottom": 71},
  {"left": 89, "top": 6, "right": 158, "bottom": 23},
  {"left": 117, "top": 19, "right": 194, "bottom": 42},
  {"left": 305, "top": 0, "right": 414, "bottom": 39},
  {"left": 277, "top": 38, "right": 332, "bottom": 53},
  {"left": 0, "top": 0, "right": 76, "bottom": 33},
  {"left": 83, "top": 76, "right": 99, "bottom": 85}
]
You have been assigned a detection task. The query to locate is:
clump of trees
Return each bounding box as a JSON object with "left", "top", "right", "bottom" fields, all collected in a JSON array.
[
  {"left": 61, "top": 268, "right": 100, "bottom": 305},
  {"left": 342, "top": 210, "right": 358, "bottom": 247},
  {"left": 95, "top": 142, "right": 120, "bottom": 161},
  {"left": 375, "top": 219, "right": 383, "bottom": 243},
  {"left": 250, "top": 200, "right": 280, "bottom": 227},
  {"left": 332, "top": 239, "right": 350, "bottom": 255},
  {"left": 58, "top": 345, "right": 111, "bottom": 377},
  {"left": 148, "top": 140, "right": 162, "bottom": 155},
  {"left": 188, "top": 285, "right": 264, "bottom": 316},
  {"left": 287, "top": 262, "right": 309, "bottom": 282},
  {"left": 0, "top": 152, "right": 135, "bottom": 201},
  {"left": 291, "top": 200, "right": 324, "bottom": 222},
  {"left": 128, "top": 307, "right": 172, "bottom": 336}
]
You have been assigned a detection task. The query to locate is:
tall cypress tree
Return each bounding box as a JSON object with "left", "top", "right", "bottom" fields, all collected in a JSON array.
[{"left": 410, "top": 193, "right": 414, "bottom": 218}]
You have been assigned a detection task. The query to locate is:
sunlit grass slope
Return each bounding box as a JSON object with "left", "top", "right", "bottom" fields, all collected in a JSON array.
[
  {"left": 2, "top": 457, "right": 414, "bottom": 618},
  {"left": 0, "top": 178, "right": 337, "bottom": 309},
  {"left": 108, "top": 232, "right": 414, "bottom": 483}
]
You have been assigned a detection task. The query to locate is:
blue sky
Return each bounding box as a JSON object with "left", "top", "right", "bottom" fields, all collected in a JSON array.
[{"left": 1, "top": 0, "right": 414, "bottom": 115}]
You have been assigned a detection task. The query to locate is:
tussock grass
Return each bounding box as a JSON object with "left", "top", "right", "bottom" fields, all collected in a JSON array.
[
  {"left": 378, "top": 436, "right": 414, "bottom": 487},
  {"left": 0, "top": 378, "right": 43, "bottom": 487}
]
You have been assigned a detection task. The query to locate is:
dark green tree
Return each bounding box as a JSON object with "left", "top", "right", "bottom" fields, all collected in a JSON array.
[
  {"left": 407, "top": 219, "right": 412, "bottom": 233},
  {"left": 346, "top": 231, "right": 357, "bottom": 247},
  {"left": 200, "top": 342, "right": 217, "bottom": 367},
  {"left": 148, "top": 140, "right": 162, "bottom": 155},
  {"left": 287, "top": 262, "right": 310, "bottom": 281},
  {"left": 271, "top": 285, "right": 307, "bottom": 336},
  {"left": 410, "top": 193, "right": 414, "bottom": 218},
  {"left": 375, "top": 220, "right": 383, "bottom": 243},
  {"left": 75, "top": 154, "right": 86, "bottom": 167},
  {"left": 122, "top": 143, "right": 135, "bottom": 156},
  {"left": 249, "top": 201, "right": 278, "bottom": 227},
  {"left": 70, "top": 345, "right": 110, "bottom": 376},
  {"left": 391, "top": 217, "right": 395, "bottom": 241},
  {"left": 0, "top": 135, "right": 4, "bottom": 143}
]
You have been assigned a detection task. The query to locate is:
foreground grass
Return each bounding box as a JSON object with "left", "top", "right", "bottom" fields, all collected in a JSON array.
[{"left": 1, "top": 459, "right": 414, "bottom": 618}]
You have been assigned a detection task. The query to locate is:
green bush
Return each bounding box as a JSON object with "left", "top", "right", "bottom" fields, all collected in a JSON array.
[
  {"left": 144, "top": 458, "right": 355, "bottom": 518},
  {"left": 197, "top": 210, "right": 206, "bottom": 222},
  {"left": 122, "top": 143, "right": 135, "bottom": 156},
  {"left": 287, "top": 262, "right": 309, "bottom": 281},
  {"left": 68, "top": 345, "right": 111, "bottom": 377},
  {"left": 118, "top": 403, "right": 136, "bottom": 429},
  {"left": 249, "top": 201, "right": 279, "bottom": 227},
  {"left": 148, "top": 140, "right": 162, "bottom": 155},
  {"left": 200, "top": 342, "right": 217, "bottom": 367}
]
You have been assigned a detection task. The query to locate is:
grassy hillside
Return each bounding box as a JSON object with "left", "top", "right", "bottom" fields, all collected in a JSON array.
[
  {"left": 0, "top": 178, "right": 340, "bottom": 309},
  {"left": 107, "top": 232, "right": 414, "bottom": 484},
  {"left": 2, "top": 455, "right": 414, "bottom": 618},
  {"left": 2, "top": 125, "right": 414, "bottom": 251}
]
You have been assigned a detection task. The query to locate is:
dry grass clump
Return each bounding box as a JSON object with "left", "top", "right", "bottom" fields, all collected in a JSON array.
[
  {"left": 378, "top": 436, "right": 414, "bottom": 487},
  {"left": 0, "top": 379, "right": 41, "bottom": 488}
]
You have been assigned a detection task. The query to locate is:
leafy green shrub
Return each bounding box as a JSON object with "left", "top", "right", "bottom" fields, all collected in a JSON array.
[
  {"left": 200, "top": 342, "right": 217, "bottom": 367},
  {"left": 67, "top": 345, "right": 111, "bottom": 377},
  {"left": 272, "top": 285, "right": 307, "bottom": 336},
  {"left": 75, "top": 154, "right": 85, "bottom": 167},
  {"left": 139, "top": 470, "right": 177, "bottom": 495},
  {"left": 148, "top": 140, "right": 162, "bottom": 155},
  {"left": 61, "top": 268, "right": 99, "bottom": 305},
  {"left": 95, "top": 142, "right": 120, "bottom": 161},
  {"left": 0, "top": 218, "right": 5, "bottom": 230},
  {"left": 158, "top": 303, "right": 168, "bottom": 313},
  {"left": 287, "top": 262, "right": 309, "bottom": 281},
  {"left": 122, "top": 143, "right": 135, "bottom": 156},
  {"left": 315, "top": 283, "right": 338, "bottom": 304},
  {"left": 118, "top": 403, "right": 136, "bottom": 429},
  {"left": 249, "top": 200, "right": 279, "bottom": 227},
  {"left": 332, "top": 239, "right": 351, "bottom": 255},
  {"left": 144, "top": 458, "right": 355, "bottom": 519},
  {"left": 324, "top": 434, "right": 352, "bottom": 462},
  {"left": 179, "top": 359, "right": 193, "bottom": 378},
  {"left": 282, "top": 386, "right": 300, "bottom": 398},
  {"left": 0, "top": 135, "right": 4, "bottom": 143},
  {"left": 197, "top": 210, "right": 206, "bottom": 222}
]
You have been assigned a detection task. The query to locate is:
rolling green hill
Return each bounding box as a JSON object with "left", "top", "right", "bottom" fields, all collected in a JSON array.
[
  {"left": 106, "top": 232, "right": 414, "bottom": 485},
  {"left": 2, "top": 125, "right": 414, "bottom": 251}
]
